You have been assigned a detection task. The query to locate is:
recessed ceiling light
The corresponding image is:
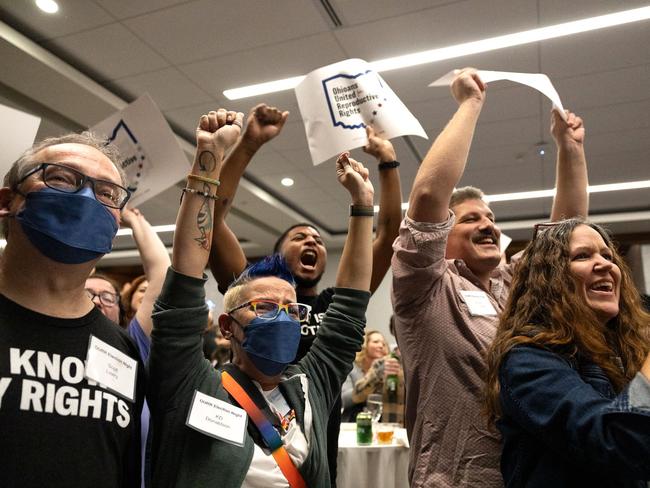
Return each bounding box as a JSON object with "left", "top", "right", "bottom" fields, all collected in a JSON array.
[
  {"left": 281, "top": 177, "right": 295, "bottom": 187},
  {"left": 223, "top": 6, "right": 650, "bottom": 100},
  {"left": 35, "top": 0, "right": 59, "bottom": 14}
]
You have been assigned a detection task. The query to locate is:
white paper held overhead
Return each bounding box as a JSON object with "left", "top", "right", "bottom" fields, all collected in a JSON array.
[
  {"left": 295, "top": 59, "right": 427, "bottom": 166},
  {"left": 430, "top": 70, "right": 566, "bottom": 120},
  {"left": 90, "top": 94, "right": 189, "bottom": 207}
]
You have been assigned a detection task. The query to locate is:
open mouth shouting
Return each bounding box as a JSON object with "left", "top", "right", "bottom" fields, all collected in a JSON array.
[
  {"left": 472, "top": 233, "right": 499, "bottom": 248},
  {"left": 300, "top": 249, "right": 318, "bottom": 271}
]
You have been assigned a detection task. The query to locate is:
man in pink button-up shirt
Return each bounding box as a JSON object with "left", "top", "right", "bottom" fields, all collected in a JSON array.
[{"left": 391, "top": 68, "right": 589, "bottom": 487}]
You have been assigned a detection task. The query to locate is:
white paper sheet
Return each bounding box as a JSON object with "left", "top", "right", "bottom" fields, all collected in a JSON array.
[
  {"left": 295, "top": 59, "right": 428, "bottom": 165},
  {"left": 0, "top": 103, "right": 41, "bottom": 177},
  {"left": 430, "top": 70, "right": 566, "bottom": 120},
  {"left": 90, "top": 94, "right": 189, "bottom": 207}
]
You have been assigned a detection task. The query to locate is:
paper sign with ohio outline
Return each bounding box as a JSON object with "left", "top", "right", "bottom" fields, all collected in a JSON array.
[
  {"left": 90, "top": 93, "right": 189, "bottom": 207},
  {"left": 295, "top": 58, "right": 427, "bottom": 165}
]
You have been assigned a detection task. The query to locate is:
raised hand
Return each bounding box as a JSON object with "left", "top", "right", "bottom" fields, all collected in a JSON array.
[
  {"left": 551, "top": 109, "right": 585, "bottom": 150},
  {"left": 451, "top": 67, "right": 486, "bottom": 106},
  {"left": 363, "top": 125, "right": 396, "bottom": 163},
  {"left": 196, "top": 109, "right": 244, "bottom": 153},
  {"left": 241, "top": 104, "right": 289, "bottom": 151},
  {"left": 120, "top": 206, "right": 142, "bottom": 228},
  {"left": 336, "top": 152, "right": 374, "bottom": 206}
]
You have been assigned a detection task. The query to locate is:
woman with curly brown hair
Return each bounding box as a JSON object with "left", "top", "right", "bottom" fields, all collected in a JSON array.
[{"left": 485, "top": 218, "right": 650, "bottom": 488}]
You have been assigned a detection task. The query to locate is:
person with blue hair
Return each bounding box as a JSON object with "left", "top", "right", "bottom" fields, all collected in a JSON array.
[{"left": 147, "top": 107, "right": 374, "bottom": 488}]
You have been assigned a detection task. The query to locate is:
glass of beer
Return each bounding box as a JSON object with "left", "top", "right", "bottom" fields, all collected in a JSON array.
[{"left": 377, "top": 424, "right": 394, "bottom": 445}]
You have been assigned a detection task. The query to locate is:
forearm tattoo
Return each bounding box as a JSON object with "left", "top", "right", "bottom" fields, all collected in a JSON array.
[
  {"left": 198, "top": 150, "right": 216, "bottom": 172},
  {"left": 194, "top": 182, "right": 213, "bottom": 250}
]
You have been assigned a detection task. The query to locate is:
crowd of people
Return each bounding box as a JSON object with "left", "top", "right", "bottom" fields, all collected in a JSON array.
[{"left": 1, "top": 68, "right": 649, "bottom": 488}]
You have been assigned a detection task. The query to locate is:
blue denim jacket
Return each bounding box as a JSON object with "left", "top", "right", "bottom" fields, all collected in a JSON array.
[{"left": 497, "top": 345, "right": 650, "bottom": 488}]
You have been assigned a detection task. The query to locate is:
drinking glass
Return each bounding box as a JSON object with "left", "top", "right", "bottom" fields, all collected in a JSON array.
[{"left": 366, "top": 393, "right": 383, "bottom": 423}]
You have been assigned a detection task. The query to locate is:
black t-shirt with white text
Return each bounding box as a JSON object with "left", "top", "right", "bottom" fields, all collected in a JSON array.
[
  {"left": 294, "top": 287, "right": 335, "bottom": 363},
  {"left": 0, "top": 294, "right": 145, "bottom": 488}
]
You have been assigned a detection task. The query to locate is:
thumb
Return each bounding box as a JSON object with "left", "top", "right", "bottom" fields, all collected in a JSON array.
[{"left": 365, "top": 125, "right": 375, "bottom": 139}]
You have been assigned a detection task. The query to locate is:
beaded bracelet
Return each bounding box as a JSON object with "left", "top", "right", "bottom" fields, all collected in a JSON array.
[
  {"left": 378, "top": 160, "right": 400, "bottom": 171},
  {"left": 181, "top": 187, "right": 219, "bottom": 201},
  {"left": 187, "top": 174, "right": 221, "bottom": 186}
]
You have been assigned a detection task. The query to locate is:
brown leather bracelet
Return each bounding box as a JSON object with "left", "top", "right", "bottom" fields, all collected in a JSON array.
[{"left": 349, "top": 204, "right": 375, "bottom": 217}]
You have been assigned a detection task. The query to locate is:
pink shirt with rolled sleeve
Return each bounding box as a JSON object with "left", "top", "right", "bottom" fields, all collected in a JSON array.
[{"left": 391, "top": 212, "right": 515, "bottom": 488}]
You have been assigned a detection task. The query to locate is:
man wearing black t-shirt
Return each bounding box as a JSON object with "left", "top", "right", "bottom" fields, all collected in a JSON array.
[
  {"left": 208, "top": 104, "right": 402, "bottom": 486},
  {"left": 0, "top": 133, "right": 144, "bottom": 488}
]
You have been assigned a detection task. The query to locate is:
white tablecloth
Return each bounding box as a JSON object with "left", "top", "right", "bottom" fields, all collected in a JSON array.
[{"left": 336, "top": 423, "right": 409, "bottom": 488}]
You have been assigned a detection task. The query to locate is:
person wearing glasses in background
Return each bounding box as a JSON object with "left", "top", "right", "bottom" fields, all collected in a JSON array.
[
  {"left": 148, "top": 109, "right": 373, "bottom": 488},
  {"left": 85, "top": 273, "right": 123, "bottom": 325},
  {"left": 485, "top": 219, "right": 650, "bottom": 487},
  {"left": 0, "top": 133, "right": 145, "bottom": 487},
  {"left": 391, "top": 68, "right": 590, "bottom": 487}
]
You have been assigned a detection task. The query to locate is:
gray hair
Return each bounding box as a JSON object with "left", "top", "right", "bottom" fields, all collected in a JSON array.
[
  {"left": 449, "top": 186, "right": 485, "bottom": 209},
  {"left": 2, "top": 132, "right": 125, "bottom": 238}
]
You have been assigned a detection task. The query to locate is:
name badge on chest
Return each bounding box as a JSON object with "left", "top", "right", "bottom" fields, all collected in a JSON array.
[
  {"left": 85, "top": 335, "right": 138, "bottom": 402},
  {"left": 459, "top": 290, "right": 498, "bottom": 316},
  {"left": 186, "top": 390, "right": 248, "bottom": 447}
]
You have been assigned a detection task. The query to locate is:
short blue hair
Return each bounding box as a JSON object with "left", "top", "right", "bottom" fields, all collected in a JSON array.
[{"left": 229, "top": 253, "right": 296, "bottom": 290}]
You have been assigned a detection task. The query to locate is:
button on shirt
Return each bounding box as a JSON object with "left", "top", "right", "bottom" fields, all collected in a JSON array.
[{"left": 391, "top": 212, "right": 515, "bottom": 488}]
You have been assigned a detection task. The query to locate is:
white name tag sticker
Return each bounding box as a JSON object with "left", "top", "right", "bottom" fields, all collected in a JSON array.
[
  {"left": 186, "top": 390, "right": 248, "bottom": 447},
  {"left": 460, "top": 290, "right": 498, "bottom": 316},
  {"left": 85, "top": 335, "right": 138, "bottom": 402}
]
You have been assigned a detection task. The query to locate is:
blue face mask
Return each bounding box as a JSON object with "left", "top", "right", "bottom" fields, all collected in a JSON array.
[
  {"left": 16, "top": 187, "right": 119, "bottom": 264},
  {"left": 240, "top": 310, "right": 301, "bottom": 376}
]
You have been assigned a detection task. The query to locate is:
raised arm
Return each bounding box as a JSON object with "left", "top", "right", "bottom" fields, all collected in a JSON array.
[
  {"left": 208, "top": 104, "right": 289, "bottom": 289},
  {"left": 173, "top": 109, "right": 243, "bottom": 278},
  {"left": 335, "top": 153, "right": 374, "bottom": 291},
  {"left": 408, "top": 68, "right": 486, "bottom": 223},
  {"left": 362, "top": 126, "right": 403, "bottom": 293},
  {"left": 549, "top": 110, "right": 589, "bottom": 221},
  {"left": 121, "top": 207, "right": 171, "bottom": 336}
]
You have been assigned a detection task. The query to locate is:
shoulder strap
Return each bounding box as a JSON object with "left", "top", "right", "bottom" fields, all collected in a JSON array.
[{"left": 221, "top": 366, "right": 306, "bottom": 488}]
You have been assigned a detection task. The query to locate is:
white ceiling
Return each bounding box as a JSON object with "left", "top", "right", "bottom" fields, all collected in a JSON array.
[{"left": 1, "top": 0, "right": 649, "bottom": 266}]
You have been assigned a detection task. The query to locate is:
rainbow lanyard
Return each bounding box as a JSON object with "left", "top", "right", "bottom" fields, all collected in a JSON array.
[{"left": 221, "top": 370, "right": 306, "bottom": 488}]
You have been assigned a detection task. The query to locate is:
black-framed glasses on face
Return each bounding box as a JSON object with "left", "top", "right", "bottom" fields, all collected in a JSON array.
[
  {"left": 16, "top": 163, "right": 131, "bottom": 209},
  {"left": 85, "top": 289, "right": 119, "bottom": 307},
  {"left": 532, "top": 222, "right": 562, "bottom": 240},
  {"left": 228, "top": 300, "right": 312, "bottom": 323}
]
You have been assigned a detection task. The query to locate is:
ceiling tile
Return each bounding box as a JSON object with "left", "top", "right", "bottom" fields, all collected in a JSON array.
[
  {"left": 333, "top": 0, "right": 538, "bottom": 60},
  {"left": 541, "top": 22, "right": 650, "bottom": 80},
  {"left": 0, "top": 0, "right": 114, "bottom": 40},
  {"left": 92, "top": 0, "right": 189, "bottom": 19},
  {"left": 107, "top": 67, "right": 213, "bottom": 110},
  {"left": 180, "top": 32, "right": 346, "bottom": 97},
  {"left": 123, "top": 0, "right": 330, "bottom": 64},
  {"left": 331, "top": 0, "right": 459, "bottom": 25},
  {"left": 42, "top": 23, "right": 169, "bottom": 81},
  {"left": 538, "top": 0, "right": 650, "bottom": 24}
]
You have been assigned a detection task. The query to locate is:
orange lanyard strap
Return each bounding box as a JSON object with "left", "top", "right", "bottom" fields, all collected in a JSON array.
[{"left": 221, "top": 370, "right": 307, "bottom": 488}]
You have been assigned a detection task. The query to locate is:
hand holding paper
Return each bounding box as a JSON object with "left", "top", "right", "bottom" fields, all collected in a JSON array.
[
  {"left": 450, "top": 68, "right": 486, "bottom": 105},
  {"left": 431, "top": 69, "right": 566, "bottom": 120},
  {"left": 551, "top": 110, "right": 585, "bottom": 151},
  {"left": 363, "top": 125, "right": 396, "bottom": 163}
]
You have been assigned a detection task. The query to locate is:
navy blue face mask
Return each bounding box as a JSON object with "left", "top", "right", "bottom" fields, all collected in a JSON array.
[
  {"left": 16, "top": 187, "right": 119, "bottom": 264},
  {"left": 238, "top": 310, "right": 301, "bottom": 376}
]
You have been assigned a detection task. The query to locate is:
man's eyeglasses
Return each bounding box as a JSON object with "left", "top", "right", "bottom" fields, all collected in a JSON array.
[
  {"left": 16, "top": 163, "right": 131, "bottom": 209},
  {"left": 228, "top": 300, "right": 311, "bottom": 323},
  {"left": 85, "top": 289, "right": 119, "bottom": 307}
]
